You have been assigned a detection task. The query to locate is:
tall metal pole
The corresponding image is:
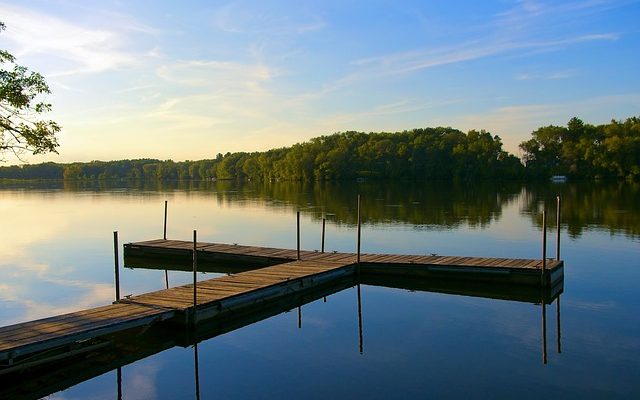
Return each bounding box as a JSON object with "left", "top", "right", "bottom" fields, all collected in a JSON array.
[
  {"left": 163, "top": 200, "right": 168, "bottom": 240},
  {"left": 163, "top": 201, "right": 169, "bottom": 289},
  {"left": 193, "top": 230, "right": 198, "bottom": 325},
  {"left": 542, "top": 210, "right": 547, "bottom": 287},
  {"left": 297, "top": 211, "right": 301, "bottom": 260},
  {"left": 356, "top": 195, "right": 361, "bottom": 265},
  {"left": 321, "top": 218, "right": 326, "bottom": 253},
  {"left": 556, "top": 196, "right": 561, "bottom": 261},
  {"left": 113, "top": 231, "right": 120, "bottom": 301}
]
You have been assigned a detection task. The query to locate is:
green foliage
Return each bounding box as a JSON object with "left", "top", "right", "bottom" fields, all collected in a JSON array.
[
  {"left": 519, "top": 117, "right": 640, "bottom": 180},
  {"left": 1, "top": 117, "right": 638, "bottom": 182},
  {"left": 1, "top": 22, "right": 60, "bottom": 160}
]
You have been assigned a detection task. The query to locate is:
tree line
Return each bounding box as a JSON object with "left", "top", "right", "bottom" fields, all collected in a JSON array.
[{"left": 0, "top": 117, "right": 638, "bottom": 181}]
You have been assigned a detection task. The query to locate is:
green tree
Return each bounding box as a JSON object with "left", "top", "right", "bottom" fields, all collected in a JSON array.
[{"left": 1, "top": 22, "right": 60, "bottom": 160}]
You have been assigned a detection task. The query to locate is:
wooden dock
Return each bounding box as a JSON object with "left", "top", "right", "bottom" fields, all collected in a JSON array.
[{"left": 0, "top": 239, "right": 563, "bottom": 375}]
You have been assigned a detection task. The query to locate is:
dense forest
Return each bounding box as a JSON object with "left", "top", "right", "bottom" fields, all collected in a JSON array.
[{"left": 1, "top": 117, "right": 638, "bottom": 181}]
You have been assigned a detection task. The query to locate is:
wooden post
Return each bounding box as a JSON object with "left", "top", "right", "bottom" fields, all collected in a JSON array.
[
  {"left": 321, "top": 218, "right": 326, "bottom": 253},
  {"left": 164, "top": 270, "right": 169, "bottom": 289},
  {"left": 356, "top": 195, "right": 361, "bottom": 265},
  {"left": 298, "top": 306, "right": 302, "bottom": 329},
  {"left": 297, "top": 211, "right": 301, "bottom": 260},
  {"left": 163, "top": 200, "right": 168, "bottom": 240},
  {"left": 113, "top": 231, "right": 120, "bottom": 302},
  {"left": 192, "top": 230, "right": 198, "bottom": 324},
  {"left": 542, "top": 210, "right": 547, "bottom": 286},
  {"left": 556, "top": 196, "right": 561, "bottom": 261}
]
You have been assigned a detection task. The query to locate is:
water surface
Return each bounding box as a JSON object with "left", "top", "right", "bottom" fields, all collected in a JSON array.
[{"left": 0, "top": 180, "right": 638, "bottom": 399}]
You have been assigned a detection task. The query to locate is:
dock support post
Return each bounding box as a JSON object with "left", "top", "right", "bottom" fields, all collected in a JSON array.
[
  {"left": 297, "top": 211, "right": 301, "bottom": 260},
  {"left": 298, "top": 306, "right": 302, "bottom": 329},
  {"left": 542, "top": 210, "right": 547, "bottom": 287},
  {"left": 556, "top": 196, "right": 561, "bottom": 261},
  {"left": 356, "top": 195, "right": 361, "bottom": 266},
  {"left": 163, "top": 200, "right": 168, "bottom": 240},
  {"left": 164, "top": 201, "right": 169, "bottom": 289},
  {"left": 192, "top": 230, "right": 198, "bottom": 325},
  {"left": 321, "top": 218, "right": 326, "bottom": 253},
  {"left": 113, "top": 231, "right": 120, "bottom": 302}
]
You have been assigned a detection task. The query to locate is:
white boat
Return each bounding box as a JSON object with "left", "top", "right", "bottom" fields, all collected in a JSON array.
[{"left": 550, "top": 175, "right": 567, "bottom": 182}]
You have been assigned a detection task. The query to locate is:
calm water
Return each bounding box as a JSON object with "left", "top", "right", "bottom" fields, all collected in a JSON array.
[{"left": 0, "top": 180, "right": 638, "bottom": 399}]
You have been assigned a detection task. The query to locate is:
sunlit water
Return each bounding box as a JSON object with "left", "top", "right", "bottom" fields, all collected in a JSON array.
[{"left": 1, "top": 180, "right": 638, "bottom": 399}]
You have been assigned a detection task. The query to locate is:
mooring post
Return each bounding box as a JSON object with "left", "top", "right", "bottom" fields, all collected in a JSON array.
[
  {"left": 321, "top": 217, "right": 326, "bottom": 253},
  {"left": 542, "top": 210, "right": 547, "bottom": 286},
  {"left": 113, "top": 231, "right": 120, "bottom": 302},
  {"left": 192, "top": 230, "right": 198, "bottom": 324},
  {"left": 297, "top": 211, "right": 301, "bottom": 260},
  {"left": 556, "top": 196, "right": 561, "bottom": 261},
  {"left": 356, "top": 195, "right": 361, "bottom": 265},
  {"left": 163, "top": 200, "right": 168, "bottom": 240}
]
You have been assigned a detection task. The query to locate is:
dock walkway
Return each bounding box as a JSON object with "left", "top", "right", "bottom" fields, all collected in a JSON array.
[{"left": 0, "top": 239, "right": 563, "bottom": 372}]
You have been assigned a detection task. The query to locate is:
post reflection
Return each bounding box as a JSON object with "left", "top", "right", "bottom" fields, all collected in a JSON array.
[
  {"left": 194, "top": 343, "right": 200, "bottom": 400},
  {"left": 556, "top": 295, "right": 562, "bottom": 354},
  {"left": 116, "top": 367, "right": 122, "bottom": 400},
  {"left": 357, "top": 284, "right": 364, "bottom": 355},
  {"left": 542, "top": 299, "right": 547, "bottom": 365},
  {"left": 541, "top": 293, "right": 562, "bottom": 365}
]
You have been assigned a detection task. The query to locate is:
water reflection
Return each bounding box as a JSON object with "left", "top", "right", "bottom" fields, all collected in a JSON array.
[
  {"left": 0, "top": 271, "right": 562, "bottom": 399},
  {"left": 3, "top": 179, "right": 637, "bottom": 237},
  {"left": 522, "top": 181, "right": 640, "bottom": 238}
]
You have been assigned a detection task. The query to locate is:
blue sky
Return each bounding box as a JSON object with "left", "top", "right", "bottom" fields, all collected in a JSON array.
[{"left": 1, "top": 0, "right": 639, "bottom": 163}]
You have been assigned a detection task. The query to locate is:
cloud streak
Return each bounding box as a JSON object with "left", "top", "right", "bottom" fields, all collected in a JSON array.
[{"left": 0, "top": 4, "right": 148, "bottom": 76}]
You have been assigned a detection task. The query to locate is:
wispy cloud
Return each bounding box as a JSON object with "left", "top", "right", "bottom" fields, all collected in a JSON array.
[
  {"left": 157, "top": 60, "right": 275, "bottom": 95},
  {"left": 516, "top": 69, "right": 577, "bottom": 80},
  {"left": 352, "top": 34, "right": 617, "bottom": 76},
  {"left": 0, "top": 4, "right": 149, "bottom": 76},
  {"left": 212, "top": 1, "right": 325, "bottom": 35}
]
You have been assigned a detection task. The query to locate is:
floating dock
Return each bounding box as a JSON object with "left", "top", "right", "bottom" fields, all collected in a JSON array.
[{"left": 0, "top": 238, "right": 563, "bottom": 376}]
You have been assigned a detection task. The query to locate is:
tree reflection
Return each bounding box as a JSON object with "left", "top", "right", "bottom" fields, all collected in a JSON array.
[
  {"left": 5, "top": 179, "right": 637, "bottom": 238},
  {"left": 521, "top": 181, "right": 640, "bottom": 238}
]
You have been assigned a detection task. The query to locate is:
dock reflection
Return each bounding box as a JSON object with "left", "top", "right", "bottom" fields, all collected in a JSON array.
[{"left": 0, "top": 264, "right": 563, "bottom": 400}]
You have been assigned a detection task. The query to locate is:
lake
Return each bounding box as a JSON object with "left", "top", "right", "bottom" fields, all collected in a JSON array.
[{"left": 0, "top": 180, "right": 638, "bottom": 399}]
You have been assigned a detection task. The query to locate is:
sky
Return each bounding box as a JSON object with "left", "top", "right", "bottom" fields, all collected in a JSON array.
[{"left": 1, "top": 0, "right": 639, "bottom": 164}]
